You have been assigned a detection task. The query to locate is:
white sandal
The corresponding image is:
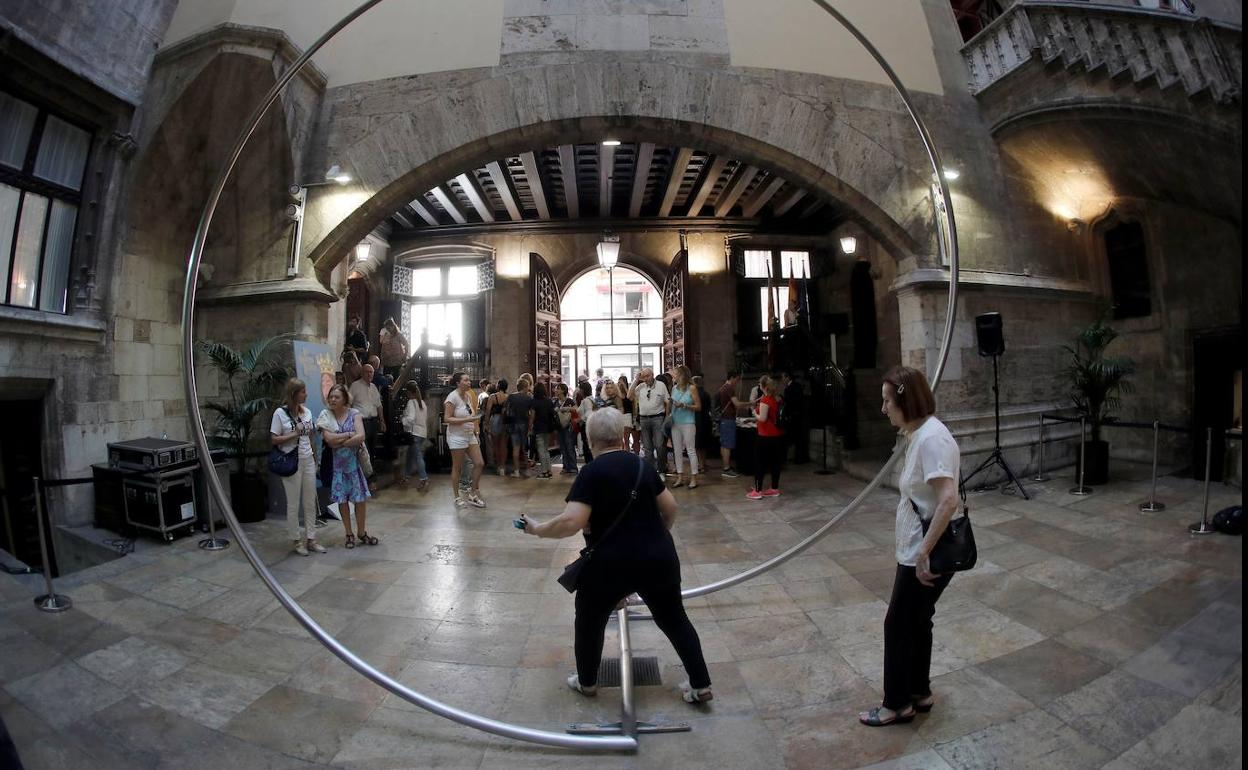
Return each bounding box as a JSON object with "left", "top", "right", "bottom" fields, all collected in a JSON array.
[
  {"left": 679, "top": 680, "right": 713, "bottom": 703},
  {"left": 566, "top": 674, "right": 597, "bottom": 697}
]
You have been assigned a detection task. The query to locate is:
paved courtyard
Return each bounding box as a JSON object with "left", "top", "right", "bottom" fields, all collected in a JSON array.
[{"left": 1, "top": 460, "right": 1241, "bottom": 769}]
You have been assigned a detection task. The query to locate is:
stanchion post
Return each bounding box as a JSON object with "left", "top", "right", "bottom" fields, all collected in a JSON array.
[
  {"left": 1069, "top": 417, "right": 1092, "bottom": 496},
  {"left": 815, "top": 424, "right": 834, "bottom": 475},
  {"left": 1139, "top": 420, "right": 1166, "bottom": 512},
  {"left": 198, "top": 463, "right": 230, "bottom": 551},
  {"left": 31, "top": 477, "right": 72, "bottom": 613},
  {"left": 1189, "top": 427, "right": 1216, "bottom": 535},
  {"left": 1033, "top": 414, "right": 1049, "bottom": 482}
]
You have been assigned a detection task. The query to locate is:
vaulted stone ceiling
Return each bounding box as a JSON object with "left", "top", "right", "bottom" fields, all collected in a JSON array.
[{"left": 388, "top": 141, "right": 837, "bottom": 234}]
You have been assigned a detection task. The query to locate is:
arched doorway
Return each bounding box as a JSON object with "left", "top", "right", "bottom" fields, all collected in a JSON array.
[{"left": 559, "top": 266, "right": 663, "bottom": 385}]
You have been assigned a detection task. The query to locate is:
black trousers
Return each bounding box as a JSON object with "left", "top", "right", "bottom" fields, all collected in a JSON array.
[
  {"left": 753, "top": 434, "right": 785, "bottom": 491},
  {"left": 575, "top": 559, "right": 711, "bottom": 690},
  {"left": 883, "top": 564, "right": 953, "bottom": 711}
]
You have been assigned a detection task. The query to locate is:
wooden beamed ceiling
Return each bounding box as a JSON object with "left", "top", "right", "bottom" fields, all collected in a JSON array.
[{"left": 389, "top": 141, "right": 834, "bottom": 233}]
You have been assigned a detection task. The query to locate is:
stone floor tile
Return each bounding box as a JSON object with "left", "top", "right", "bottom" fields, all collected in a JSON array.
[
  {"left": 1122, "top": 631, "right": 1240, "bottom": 698},
  {"left": 330, "top": 557, "right": 415, "bottom": 584},
  {"left": 990, "top": 584, "right": 1101, "bottom": 636},
  {"left": 1101, "top": 704, "right": 1244, "bottom": 770},
  {"left": 936, "top": 604, "right": 1047, "bottom": 666},
  {"left": 1058, "top": 614, "right": 1163, "bottom": 665},
  {"left": 1043, "top": 668, "right": 1189, "bottom": 754},
  {"left": 718, "top": 612, "right": 829, "bottom": 660},
  {"left": 974, "top": 541, "right": 1053, "bottom": 570},
  {"left": 1193, "top": 659, "right": 1241, "bottom": 716},
  {"left": 637, "top": 714, "right": 787, "bottom": 770},
  {"left": 76, "top": 635, "right": 189, "bottom": 690},
  {"left": 848, "top": 748, "right": 957, "bottom": 770},
  {"left": 0, "top": 630, "right": 66, "bottom": 683},
  {"left": 221, "top": 684, "right": 373, "bottom": 764},
  {"left": 138, "top": 660, "right": 273, "bottom": 729},
  {"left": 416, "top": 620, "right": 534, "bottom": 666},
  {"left": 138, "top": 613, "right": 242, "bottom": 659},
  {"left": 190, "top": 587, "right": 281, "bottom": 627},
  {"left": 75, "top": 594, "right": 185, "bottom": 635},
  {"left": 365, "top": 584, "right": 460, "bottom": 621},
  {"left": 384, "top": 659, "right": 517, "bottom": 720},
  {"left": 213, "top": 628, "right": 325, "bottom": 683},
  {"left": 934, "top": 708, "right": 1112, "bottom": 770},
  {"left": 281, "top": 648, "right": 403, "bottom": 706},
  {"left": 1173, "top": 599, "right": 1242, "bottom": 655},
  {"left": 976, "top": 639, "right": 1112, "bottom": 705},
  {"left": 782, "top": 574, "right": 879, "bottom": 611},
  {"left": 6, "top": 661, "right": 127, "bottom": 728},
  {"left": 763, "top": 696, "right": 928, "bottom": 770},
  {"left": 333, "top": 704, "right": 497, "bottom": 769},
  {"left": 737, "top": 651, "right": 862, "bottom": 715},
  {"left": 704, "top": 583, "right": 802, "bottom": 621},
  {"left": 915, "top": 666, "right": 1035, "bottom": 745},
  {"left": 807, "top": 600, "right": 887, "bottom": 647}
]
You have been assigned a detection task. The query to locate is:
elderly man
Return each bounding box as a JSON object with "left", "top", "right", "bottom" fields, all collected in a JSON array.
[
  {"left": 629, "top": 367, "right": 669, "bottom": 473},
  {"left": 349, "top": 363, "right": 385, "bottom": 471}
]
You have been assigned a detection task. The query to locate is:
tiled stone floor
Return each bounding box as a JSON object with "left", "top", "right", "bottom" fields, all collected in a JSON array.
[{"left": 1, "top": 460, "right": 1241, "bottom": 769}]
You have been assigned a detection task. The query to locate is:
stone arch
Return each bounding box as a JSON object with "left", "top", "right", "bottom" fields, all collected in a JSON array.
[
  {"left": 308, "top": 113, "right": 931, "bottom": 288},
  {"left": 554, "top": 252, "right": 666, "bottom": 295}
]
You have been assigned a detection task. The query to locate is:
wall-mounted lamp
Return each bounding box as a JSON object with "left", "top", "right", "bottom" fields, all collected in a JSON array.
[
  {"left": 355, "top": 242, "right": 372, "bottom": 262},
  {"left": 943, "top": 168, "right": 961, "bottom": 181},
  {"left": 839, "top": 236, "right": 858, "bottom": 256},
  {"left": 596, "top": 233, "right": 620, "bottom": 269},
  {"left": 601, "top": 139, "right": 622, "bottom": 147},
  {"left": 325, "top": 164, "right": 352, "bottom": 185},
  {"left": 1066, "top": 219, "right": 1086, "bottom": 234}
]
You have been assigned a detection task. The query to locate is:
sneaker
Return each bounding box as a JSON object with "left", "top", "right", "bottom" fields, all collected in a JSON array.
[
  {"left": 746, "top": 489, "right": 764, "bottom": 501},
  {"left": 293, "top": 541, "right": 309, "bottom": 557},
  {"left": 537, "top": 472, "right": 553, "bottom": 479},
  {"left": 566, "top": 674, "right": 598, "bottom": 697},
  {"left": 418, "top": 478, "right": 429, "bottom": 493},
  {"left": 306, "top": 540, "right": 327, "bottom": 554},
  {"left": 721, "top": 468, "right": 740, "bottom": 478},
  {"left": 679, "top": 681, "right": 713, "bottom": 704},
  {"left": 762, "top": 488, "right": 781, "bottom": 498},
  {"left": 467, "top": 493, "right": 487, "bottom": 508},
  {"left": 511, "top": 471, "right": 522, "bottom": 478}
]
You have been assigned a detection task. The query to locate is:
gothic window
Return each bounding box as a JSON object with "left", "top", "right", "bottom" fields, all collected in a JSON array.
[
  {"left": 1104, "top": 221, "right": 1152, "bottom": 319},
  {"left": 0, "top": 90, "right": 92, "bottom": 313}
]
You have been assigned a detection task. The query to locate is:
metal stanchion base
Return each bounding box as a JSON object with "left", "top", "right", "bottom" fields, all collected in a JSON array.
[
  {"left": 34, "top": 593, "right": 72, "bottom": 613},
  {"left": 1033, "top": 474, "right": 1050, "bottom": 482},
  {"left": 1139, "top": 501, "right": 1166, "bottom": 512},
  {"left": 1069, "top": 486, "right": 1093, "bottom": 496},
  {"left": 1188, "top": 521, "right": 1216, "bottom": 535},
  {"left": 198, "top": 537, "right": 230, "bottom": 551},
  {"left": 567, "top": 721, "right": 692, "bottom": 736}
]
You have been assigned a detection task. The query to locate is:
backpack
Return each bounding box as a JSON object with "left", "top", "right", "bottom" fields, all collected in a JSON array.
[{"left": 1212, "top": 505, "right": 1243, "bottom": 536}]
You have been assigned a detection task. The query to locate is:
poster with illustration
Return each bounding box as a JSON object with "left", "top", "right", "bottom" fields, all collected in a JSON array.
[{"left": 293, "top": 340, "right": 336, "bottom": 422}]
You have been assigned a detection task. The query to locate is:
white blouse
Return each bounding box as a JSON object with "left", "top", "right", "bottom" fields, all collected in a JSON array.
[{"left": 894, "top": 416, "right": 960, "bottom": 567}]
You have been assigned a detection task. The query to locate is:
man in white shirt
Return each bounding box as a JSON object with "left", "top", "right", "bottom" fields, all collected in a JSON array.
[
  {"left": 349, "top": 364, "right": 385, "bottom": 470},
  {"left": 629, "top": 367, "right": 670, "bottom": 472}
]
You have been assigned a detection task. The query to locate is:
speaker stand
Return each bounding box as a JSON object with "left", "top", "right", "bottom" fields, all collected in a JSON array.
[{"left": 961, "top": 354, "right": 1029, "bottom": 500}]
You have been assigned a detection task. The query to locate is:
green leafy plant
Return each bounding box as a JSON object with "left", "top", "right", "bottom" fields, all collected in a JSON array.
[
  {"left": 1063, "top": 315, "right": 1135, "bottom": 443},
  {"left": 197, "top": 335, "right": 291, "bottom": 468}
]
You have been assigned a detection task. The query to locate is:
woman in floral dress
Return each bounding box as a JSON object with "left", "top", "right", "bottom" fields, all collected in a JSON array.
[{"left": 317, "top": 383, "right": 375, "bottom": 548}]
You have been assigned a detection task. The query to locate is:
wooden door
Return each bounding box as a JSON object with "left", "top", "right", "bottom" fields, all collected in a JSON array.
[
  {"left": 531, "top": 253, "right": 560, "bottom": 378},
  {"left": 662, "top": 253, "right": 688, "bottom": 373}
]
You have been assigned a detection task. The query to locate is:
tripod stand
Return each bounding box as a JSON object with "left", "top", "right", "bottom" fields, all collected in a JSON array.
[{"left": 961, "top": 354, "right": 1029, "bottom": 499}]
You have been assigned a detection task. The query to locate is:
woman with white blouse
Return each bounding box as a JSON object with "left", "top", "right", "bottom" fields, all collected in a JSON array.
[{"left": 270, "top": 378, "right": 324, "bottom": 556}]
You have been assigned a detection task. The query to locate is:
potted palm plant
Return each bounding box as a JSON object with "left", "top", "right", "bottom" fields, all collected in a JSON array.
[
  {"left": 198, "top": 335, "right": 291, "bottom": 521},
  {"left": 1063, "top": 316, "right": 1134, "bottom": 485}
]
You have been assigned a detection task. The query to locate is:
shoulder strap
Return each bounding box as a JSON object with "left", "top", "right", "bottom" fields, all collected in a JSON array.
[{"left": 586, "top": 456, "right": 649, "bottom": 554}]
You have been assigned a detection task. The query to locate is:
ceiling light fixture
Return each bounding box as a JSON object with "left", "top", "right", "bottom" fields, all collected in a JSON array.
[
  {"left": 596, "top": 233, "right": 620, "bottom": 269},
  {"left": 839, "top": 236, "right": 858, "bottom": 256},
  {"left": 601, "top": 139, "right": 622, "bottom": 146},
  {"left": 355, "top": 242, "right": 371, "bottom": 262},
  {"left": 943, "top": 168, "right": 960, "bottom": 181},
  {"left": 326, "top": 164, "right": 352, "bottom": 185}
]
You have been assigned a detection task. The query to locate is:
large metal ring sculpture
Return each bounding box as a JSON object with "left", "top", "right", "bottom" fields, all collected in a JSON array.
[{"left": 180, "top": 0, "right": 959, "bottom": 753}]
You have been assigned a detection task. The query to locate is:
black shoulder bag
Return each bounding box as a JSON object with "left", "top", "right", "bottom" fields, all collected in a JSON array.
[
  {"left": 267, "top": 407, "right": 300, "bottom": 477},
  {"left": 557, "top": 457, "right": 648, "bottom": 593},
  {"left": 909, "top": 481, "right": 977, "bottom": 573}
]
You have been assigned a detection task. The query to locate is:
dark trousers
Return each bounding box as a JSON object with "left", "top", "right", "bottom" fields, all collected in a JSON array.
[
  {"left": 362, "top": 417, "right": 380, "bottom": 470},
  {"left": 883, "top": 564, "right": 953, "bottom": 711},
  {"left": 575, "top": 560, "right": 711, "bottom": 690},
  {"left": 753, "top": 434, "right": 785, "bottom": 491}
]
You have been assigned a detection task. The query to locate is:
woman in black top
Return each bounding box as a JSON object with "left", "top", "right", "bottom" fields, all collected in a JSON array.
[
  {"left": 530, "top": 383, "right": 557, "bottom": 478},
  {"left": 520, "top": 407, "right": 713, "bottom": 704}
]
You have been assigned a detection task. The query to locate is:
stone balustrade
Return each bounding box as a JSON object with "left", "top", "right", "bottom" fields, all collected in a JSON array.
[{"left": 962, "top": 1, "right": 1242, "bottom": 104}]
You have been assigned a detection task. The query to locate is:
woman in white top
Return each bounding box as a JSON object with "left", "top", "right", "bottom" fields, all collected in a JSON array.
[
  {"left": 401, "top": 381, "right": 430, "bottom": 492},
  {"left": 443, "top": 371, "right": 486, "bottom": 508},
  {"left": 859, "top": 366, "right": 960, "bottom": 728},
  {"left": 270, "top": 378, "right": 324, "bottom": 556}
]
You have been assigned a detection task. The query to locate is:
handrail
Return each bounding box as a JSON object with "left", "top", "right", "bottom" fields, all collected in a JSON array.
[
  {"left": 683, "top": 0, "right": 961, "bottom": 600},
  {"left": 177, "top": 0, "right": 633, "bottom": 752}
]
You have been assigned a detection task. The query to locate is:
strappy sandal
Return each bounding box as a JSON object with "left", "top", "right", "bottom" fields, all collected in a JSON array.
[
  {"left": 912, "top": 695, "right": 935, "bottom": 713},
  {"left": 344, "top": 533, "right": 356, "bottom": 549},
  {"left": 858, "top": 706, "right": 916, "bottom": 727},
  {"left": 672, "top": 479, "right": 685, "bottom": 488},
  {"left": 357, "top": 531, "right": 379, "bottom": 546}
]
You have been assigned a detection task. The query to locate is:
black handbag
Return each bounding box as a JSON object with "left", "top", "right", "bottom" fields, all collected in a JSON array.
[
  {"left": 267, "top": 408, "right": 300, "bottom": 477},
  {"left": 557, "top": 457, "right": 648, "bottom": 593},
  {"left": 909, "top": 486, "right": 977, "bottom": 573}
]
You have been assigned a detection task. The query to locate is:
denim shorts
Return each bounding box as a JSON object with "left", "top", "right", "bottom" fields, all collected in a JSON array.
[
  {"left": 718, "top": 418, "right": 737, "bottom": 450},
  {"left": 509, "top": 426, "right": 529, "bottom": 448}
]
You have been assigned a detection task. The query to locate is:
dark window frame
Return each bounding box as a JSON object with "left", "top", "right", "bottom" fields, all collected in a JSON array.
[{"left": 0, "top": 86, "right": 94, "bottom": 313}]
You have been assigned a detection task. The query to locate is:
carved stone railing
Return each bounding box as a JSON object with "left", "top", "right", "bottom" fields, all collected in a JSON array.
[{"left": 962, "top": 1, "right": 1242, "bottom": 104}]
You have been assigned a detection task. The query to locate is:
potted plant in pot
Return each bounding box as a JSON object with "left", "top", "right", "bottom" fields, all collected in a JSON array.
[
  {"left": 1063, "top": 315, "right": 1134, "bottom": 485},
  {"left": 198, "top": 335, "right": 290, "bottom": 522}
]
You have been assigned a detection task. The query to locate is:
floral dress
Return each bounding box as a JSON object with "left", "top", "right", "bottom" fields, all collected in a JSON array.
[{"left": 318, "top": 408, "right": 371, "bottom": 504}]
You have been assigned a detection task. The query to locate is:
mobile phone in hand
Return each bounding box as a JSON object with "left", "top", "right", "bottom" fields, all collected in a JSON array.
[{"left": 513, "top": 518, "right": 527, "bottom": 530}]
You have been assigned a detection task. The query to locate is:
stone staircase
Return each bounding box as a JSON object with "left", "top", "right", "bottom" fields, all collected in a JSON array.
[{"left": 962, "top": 1, "right": 1242, "bottom": 104}]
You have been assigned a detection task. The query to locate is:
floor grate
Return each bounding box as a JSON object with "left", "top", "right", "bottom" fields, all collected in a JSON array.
[{"left": 596, "top": 656, "right": 663, "bottom": 687}]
